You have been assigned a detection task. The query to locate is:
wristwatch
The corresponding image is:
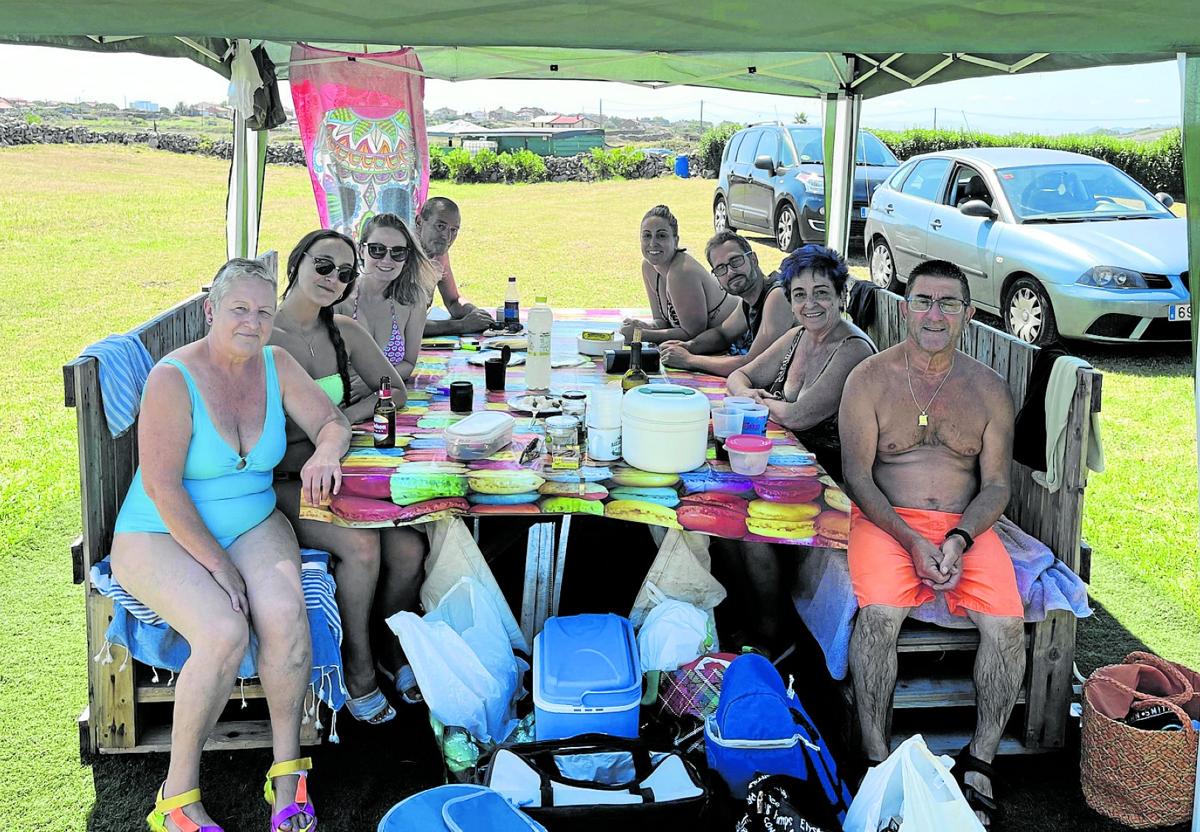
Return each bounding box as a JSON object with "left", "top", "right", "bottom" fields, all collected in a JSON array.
[{"left": 946, "top": 527, "right": 974, "bottom": 550}]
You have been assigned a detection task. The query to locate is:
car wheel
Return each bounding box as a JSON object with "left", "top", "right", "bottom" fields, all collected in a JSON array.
[
  {"left": 868, "top": 237, "right": 900, "bottom": 291},
  {"left": 1004, "top": 277, "right": 1059, "bottom": 346},
  {"left": 775, "top": 204, "right": 800, "bottom": 252},
  {"left": 713, "top": 196, "right": 731, "bottom": 233}
]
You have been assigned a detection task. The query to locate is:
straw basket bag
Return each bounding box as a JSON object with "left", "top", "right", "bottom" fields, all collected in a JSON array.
[{"left": 1080, "top": 651, "right": 1199, "bottom": 827}]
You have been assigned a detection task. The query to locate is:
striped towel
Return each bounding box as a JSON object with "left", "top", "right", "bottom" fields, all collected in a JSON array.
[
  {"left": 80, "top": 334, "right": 155, "bottom": 437},
  {"left": 90, "top": 549, "right": 349, "bottom": 717}
]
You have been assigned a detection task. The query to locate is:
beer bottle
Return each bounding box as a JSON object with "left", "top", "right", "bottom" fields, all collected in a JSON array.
[{"left": 374, "top": 375, "right": 396, "bottom": 448}]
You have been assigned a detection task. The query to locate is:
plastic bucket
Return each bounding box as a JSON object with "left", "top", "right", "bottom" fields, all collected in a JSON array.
[{"left": 674, "top": 155, "right": 690, "bottom": 178}]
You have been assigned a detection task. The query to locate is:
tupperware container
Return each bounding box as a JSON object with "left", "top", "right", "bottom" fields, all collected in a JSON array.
[
  {"left": 444, "top": 411, "right": 515, "bottom": 460},
  {"left": 533, "top": 613, "right": 641, "bottom": 740},
  {"left": 724, "top": 434, "right": 773, "bottom": 476},
  {"left": 577, "top": 329, "right": 626, "bottom": 357},
  {"left": 621, "top": 383, "right": 710, "bottom": 473}
]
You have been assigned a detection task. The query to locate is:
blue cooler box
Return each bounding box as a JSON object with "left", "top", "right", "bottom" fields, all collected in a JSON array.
[{"left": 533, "top": 613, "right": 641, "bottom": 740}]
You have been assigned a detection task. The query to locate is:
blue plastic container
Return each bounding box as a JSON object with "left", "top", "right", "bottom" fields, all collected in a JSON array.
[
  {"left": 674, "top": 155, "right": 690, "bottom": 178},
  {"left": 533, "top": 613, "right": 641, "bottom": 740},
  {"left": 378, "top": 784, "right": 547, "bottom": 831}
]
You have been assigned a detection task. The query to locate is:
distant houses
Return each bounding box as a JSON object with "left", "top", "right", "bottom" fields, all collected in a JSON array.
[
  {"left": 129, "top": 100, "right": 160, "bottom": 113},
  {"left": 529, "top": 113, "right": 601, "bottom": 129}
]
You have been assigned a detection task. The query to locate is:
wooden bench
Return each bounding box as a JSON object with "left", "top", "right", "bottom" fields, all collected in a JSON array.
[
  {"left": 64, "top": 254, "right": 318, "bottom": 756},
  {"left": 862, "top": 287, "right": 1101, "bottom": 754}
]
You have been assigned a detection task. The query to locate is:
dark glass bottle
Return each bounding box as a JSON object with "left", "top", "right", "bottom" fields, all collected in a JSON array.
[{"left": 373, "top": 375, "right": 396, "bottom": 448}]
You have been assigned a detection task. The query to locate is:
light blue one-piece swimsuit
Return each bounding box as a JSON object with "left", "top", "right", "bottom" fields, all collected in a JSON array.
[{"left": 114, "top": 347, "right": 287, "bottom": 549}]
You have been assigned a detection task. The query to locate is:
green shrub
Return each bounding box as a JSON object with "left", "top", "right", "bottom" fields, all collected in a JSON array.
[
  {"left": 23, "top": 113, "right": 41, "bottom": 125},
  {"left": 698, "top": 123, "right": 743, "bottom": 174},
  {"left": 505, "top": 148, "right": 546, "bottom": 183},
  {"left": 583, "top": 146, "right": 646, "bottom": 180},
  {"left": 428, "top": 145, "right": 449, "bottom": 180},
  {"left": 873, "top": 128, "right": 1183, "bottom": 197},
  {"left": 468, "top": 147, "right": 501, "bottom": 182},
  {"left": 443, "top": 148, "right": 473, "bottom": 183}
]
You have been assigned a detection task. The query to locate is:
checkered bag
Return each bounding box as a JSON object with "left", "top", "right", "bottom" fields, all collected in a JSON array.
[{"left": 660, "top": 652, "right": 738, "bottom": 719}]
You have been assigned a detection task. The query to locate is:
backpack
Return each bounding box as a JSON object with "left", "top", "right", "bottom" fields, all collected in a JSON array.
[
  {"left": 705, "top": 654, "right": 853, "bottom": 822},
  {"left": 735, "top": 772, "right": 844, "bottom": 832}
]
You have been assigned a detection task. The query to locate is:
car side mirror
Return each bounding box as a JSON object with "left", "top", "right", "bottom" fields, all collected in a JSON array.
[
  {"left": 1155, "top": 191, "right": 1175, "bottom": 208},
  {"left": 959, "top": 199, "right": 997, "bottom": 220},
  {"left": 754, "top": 154, "right": 777, "bottom": 174}
]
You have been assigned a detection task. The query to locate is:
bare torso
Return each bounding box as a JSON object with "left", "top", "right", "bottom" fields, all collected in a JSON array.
[{"left": 867, "top": 345, "right": 1003, "bottom": 513}]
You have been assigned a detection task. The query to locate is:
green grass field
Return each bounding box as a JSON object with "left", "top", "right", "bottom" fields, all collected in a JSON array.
[{"left": 0, "top": 144, "right": 1196, "bottom": 830}]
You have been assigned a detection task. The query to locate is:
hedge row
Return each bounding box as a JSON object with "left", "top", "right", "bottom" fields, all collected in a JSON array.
[
  {"left": 695, "top": 123, "right": 1184, "bottom": 196},
  {"left": 428, "top": 144, "right": 668, "bottom": 183},
  {"left": 873, "top": 128, "right": 1183, "bottom": 197}
]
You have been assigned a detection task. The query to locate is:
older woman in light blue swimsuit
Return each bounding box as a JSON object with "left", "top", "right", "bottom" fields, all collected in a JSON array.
[
  {"left": 272, "top": 229, "right": 429, "bottom": 725},
  {"left": 111, "top": 259, "right": 349, "bottom": 832}
]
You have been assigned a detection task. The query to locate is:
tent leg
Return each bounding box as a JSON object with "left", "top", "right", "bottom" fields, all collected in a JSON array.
[
  {"left": 226, "top": 112, "right": 265, "bottom": 260},
  {"left": 822, "top": 91, "right": 861, "bottom": 258},
  {"left": 1180, "top": 53, "right": 1200, "bottom": 540}
]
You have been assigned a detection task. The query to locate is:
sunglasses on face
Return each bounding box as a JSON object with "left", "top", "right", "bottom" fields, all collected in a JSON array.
[
  {"left": 908, "top": 295, "right": 966, "bottom": 314},
  {"left": 364, "top": 242, "right": 411, "bottom": 262},
  {"left": 303, "top": 251, "right": 356, "bottom": 283},
  {"left": 711, "top": 254, "right": 748, "bottom": 278}
]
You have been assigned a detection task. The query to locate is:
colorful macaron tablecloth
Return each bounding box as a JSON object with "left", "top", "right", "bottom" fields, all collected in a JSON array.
[{"left": 299, "top": 312, "right": 849, "bottom": 549}]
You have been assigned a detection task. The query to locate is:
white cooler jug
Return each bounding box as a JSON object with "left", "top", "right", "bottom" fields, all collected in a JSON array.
[{"left": 621, "top": 383, "right": 710, "bottom": 473}]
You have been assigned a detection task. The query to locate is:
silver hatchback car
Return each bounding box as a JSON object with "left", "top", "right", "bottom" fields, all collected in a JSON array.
[{"left": 863, "top": 148, "right": 1191, "bottom": 345}]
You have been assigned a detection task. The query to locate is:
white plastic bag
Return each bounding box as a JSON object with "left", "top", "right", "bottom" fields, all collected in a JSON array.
[
  {"left": 636, "top": 583, "right": 713, "bottom": 673},
  {"left": 629, "top": 529, "right": 726, "bottom": 629},
  {"left": 388, "top": 576, "right": 526, "bottom": 743},
  {"left": 843, "top": 734, "right": 984, "bottom": 832}
]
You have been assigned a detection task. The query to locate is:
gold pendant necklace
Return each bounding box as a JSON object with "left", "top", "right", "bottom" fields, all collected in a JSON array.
[{"left": 905, "top": 348, "right": 955, "bottom": 427}]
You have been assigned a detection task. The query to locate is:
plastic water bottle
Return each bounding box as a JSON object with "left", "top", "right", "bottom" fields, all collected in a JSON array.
[
  {"left": 526, "top": 296, "right": 553, "bottom": 393},
  {"left": 504, "top": 275, "right": 520, "bottom": 330}
]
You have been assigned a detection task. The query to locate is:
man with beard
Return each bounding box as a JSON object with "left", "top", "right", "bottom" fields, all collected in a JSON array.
[
  {"left": 839, "top": 260, "right": 1022, "bottom": 828},
  {"left": 416, "top": 197, "right": 495, "bottom": 335},
  {"left": 659, "top": 231, "right": 794, "bottom": 376}
]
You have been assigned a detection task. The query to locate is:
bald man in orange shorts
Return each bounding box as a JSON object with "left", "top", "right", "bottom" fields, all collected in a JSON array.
[{"left": 838, "top": 260, "right": 1023, "bottom": 828}]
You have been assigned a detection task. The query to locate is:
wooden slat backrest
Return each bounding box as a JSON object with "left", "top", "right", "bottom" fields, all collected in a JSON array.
[
  {"left": 866, "top": 289, "right": 1098, "bottom": 576},
  {"left": 64, "top": 292, "right": 209, "bottom": 570}
]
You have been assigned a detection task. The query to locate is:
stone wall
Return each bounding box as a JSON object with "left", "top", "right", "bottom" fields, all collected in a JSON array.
[{"left": 0, "top": 120, "right": 706, "bottom": 180}]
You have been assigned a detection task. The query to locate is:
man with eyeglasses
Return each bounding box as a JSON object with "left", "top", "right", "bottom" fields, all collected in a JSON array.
[
  {"left": 839, "top": 260, "right": 1022, "bottom": 828},
  {"left": 659, "top": 231, "right": 793, "bottom": 376},
  {"left": 416, "top": 197, "right": 495, "bottom": 335}
]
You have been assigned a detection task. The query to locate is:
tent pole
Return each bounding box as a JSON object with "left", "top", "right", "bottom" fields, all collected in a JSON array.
[
  {"left": 226, "top": 111, "right": 263, "bottom": 260},
  {"left": 822, "top": 90, "right": 860, "bottom": 258},
  {"left": 1180, "top": 53, "right": 1200, "bottom": 542}
]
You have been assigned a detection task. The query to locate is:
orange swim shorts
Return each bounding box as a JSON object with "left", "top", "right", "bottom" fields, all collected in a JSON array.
[{"left": 848, "top": 506, "right": 1022, "bottom": 618}]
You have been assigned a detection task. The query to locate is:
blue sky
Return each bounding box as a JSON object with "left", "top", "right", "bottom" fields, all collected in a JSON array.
[{"left": 0, "top": 45, "right": 1181, "bottom": 135}]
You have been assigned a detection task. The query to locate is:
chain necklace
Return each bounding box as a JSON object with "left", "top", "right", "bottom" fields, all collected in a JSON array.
[{"left": 904, "top": 347, "right": 955, "bottom": 427}]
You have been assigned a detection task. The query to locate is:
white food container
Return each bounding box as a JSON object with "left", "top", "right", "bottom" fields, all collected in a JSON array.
[
  {"left": 444, "top": 411, "right": 515, "bottom": 460},
  {"left": 576, "top": 329, "right": 626, "bottom": 357},
  {"left": 621, "top": 383, "right": 710, "bottom": 473}
]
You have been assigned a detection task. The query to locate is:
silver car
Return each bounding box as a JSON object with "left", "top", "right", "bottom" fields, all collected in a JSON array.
[{"left": 863, "top": 148, "right": 1191, "bottom": 345}]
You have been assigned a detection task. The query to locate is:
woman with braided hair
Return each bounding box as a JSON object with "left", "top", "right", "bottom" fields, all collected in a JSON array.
[{"left": 271, "top": 229, "right": 428, "bottom": 724}]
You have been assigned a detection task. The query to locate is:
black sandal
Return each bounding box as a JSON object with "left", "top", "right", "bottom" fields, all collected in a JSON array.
[{"left": 952, "top": 746, "right": 1003, "bottom": 827}]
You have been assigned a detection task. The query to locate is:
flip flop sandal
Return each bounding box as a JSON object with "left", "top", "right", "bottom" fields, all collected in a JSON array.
[
  {"left": 263, "top": 757, "right": 316, "bottom": 832},
  {"left": 345, "top": 686, "right": 396, "bottom": 724},
  {"left": 147, "top": 784, "right": 224, "bottom": 832},
  {"left": 952, "top": 746, "right": 1003, "bottom": 827},
  {"left": 378, "top": 662, "right": 424, "bottom": 705}
]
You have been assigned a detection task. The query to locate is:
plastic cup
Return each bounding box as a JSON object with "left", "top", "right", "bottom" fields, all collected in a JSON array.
[
  {"left": 450, "top": 380, "right": 474, "bottom": 413},
  {"left": 484, "top": 357, "right": 507, "bottom": 392},
  {"left": 722, "top": 396, "right": 757, "bottom": 412},
  {"left": 739, "top": 404, "right": 770, "bottom": 436},
  {"left": 711, "top": 406, "right": 745, "bottom": 439}
]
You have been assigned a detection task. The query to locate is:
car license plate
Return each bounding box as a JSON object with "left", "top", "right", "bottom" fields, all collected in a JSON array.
[
  {"left": 859, "top": 206, "right": 868, "bottom": 219},
  {"left": 1168, "top": 303, "right": 1191, "bottom": 322}
]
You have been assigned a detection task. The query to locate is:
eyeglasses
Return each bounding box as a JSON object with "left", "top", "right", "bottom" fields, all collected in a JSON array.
[
  {"left": 303, "top": 251, "right": 356, "bottom": 284},
  {"left": 908, "top": 295, "right": 966, "bottom": 314},
  {"left": 364, "top": 243, "right": 411, "bottom": 263},
  {"left": 711, "top": 254, "right": 748, "bottom": 278}
]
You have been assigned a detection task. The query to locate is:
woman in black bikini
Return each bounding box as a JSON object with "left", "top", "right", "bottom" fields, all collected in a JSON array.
[
  {"left": 622, "top": 205, "right": 738, "bottom": 344},
  {"left": 727, "top": 244, "right": 875, "bottom": 481}
]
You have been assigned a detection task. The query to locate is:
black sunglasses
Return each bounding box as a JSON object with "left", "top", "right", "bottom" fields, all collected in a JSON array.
[
  {"left": 303, "top": 251, "right": 356, "bottom": 284},
  {"left": 364, "top": 242, "right": 411, "bottom": 263}
]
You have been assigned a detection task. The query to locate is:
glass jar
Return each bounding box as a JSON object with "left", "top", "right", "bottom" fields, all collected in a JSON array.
[
  {"left": 544, "top": 414, "right": 581, "bottom": 469},
  {"left": 560, "top": 389, "right": 587, "bottom": 423}
]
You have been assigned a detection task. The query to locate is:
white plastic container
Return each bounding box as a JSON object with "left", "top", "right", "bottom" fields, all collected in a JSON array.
[
  {"left": 444, "top": 411, "right": 515, "bottom": 460},
  {"left": 576, "top": 329, "right": 626, "bottom": 357},
  {"left": 533, "top": 613, "right": 641, "bottom": 741},
  {"left": 724, "top": 434, "right": 773, "bottom": 476},
  {"left": 526, "top": 296, "right": 552, "bottom": 392},
  {"left": 586, "top": 386, "right": 623, "bottom": 461},
  {"left": 621, "top": 383, "right": 710, "bottom": 474}
]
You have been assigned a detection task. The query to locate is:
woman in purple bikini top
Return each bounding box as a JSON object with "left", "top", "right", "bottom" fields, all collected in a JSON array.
[{"left": 338, "top": 213, "right": 440, "bottom": 382}]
